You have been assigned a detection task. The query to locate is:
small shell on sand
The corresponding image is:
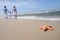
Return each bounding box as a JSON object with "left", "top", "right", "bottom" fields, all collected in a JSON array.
[{"left": 39, "top": 25, "right": 54, "bottom": 32}]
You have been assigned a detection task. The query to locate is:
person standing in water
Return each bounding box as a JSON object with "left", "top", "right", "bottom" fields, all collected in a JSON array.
[
  {"left": 3, "top": 6, "right": 9, "bottom": 19},
  {"left": 12, "top": 6, "right": 17, "bottom": 19}
]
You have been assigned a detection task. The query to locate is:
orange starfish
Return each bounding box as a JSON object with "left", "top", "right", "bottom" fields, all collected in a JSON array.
[{"left": 39, "top": 25, "right": 54, "bottom": 32}]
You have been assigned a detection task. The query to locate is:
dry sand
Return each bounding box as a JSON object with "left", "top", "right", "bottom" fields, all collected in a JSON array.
[{"left": 0, "top": 19, "right": 60, "bottom": 40}]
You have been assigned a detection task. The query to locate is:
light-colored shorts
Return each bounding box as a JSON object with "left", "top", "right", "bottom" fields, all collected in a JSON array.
[
  {"left": 5, "top": 14, "right": 8, "bottom": 17},
  {"left": 12, "top": 12, "right": 17, "bottom": 16}
]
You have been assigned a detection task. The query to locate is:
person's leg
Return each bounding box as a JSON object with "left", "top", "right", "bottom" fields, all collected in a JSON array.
[
  {"left": 10, "top": 13, "right": 12, "bottom": 19},
  {"left": 5, "top": 14, "right": 8, "bottom": 19},
  {"left": 14, "top": 15, "right": 17, "bottom": 19}
]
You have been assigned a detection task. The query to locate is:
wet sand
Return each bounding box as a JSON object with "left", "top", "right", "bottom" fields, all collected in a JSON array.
[{"left": 0, "top": 19, "right": 60, "bottom": 40}]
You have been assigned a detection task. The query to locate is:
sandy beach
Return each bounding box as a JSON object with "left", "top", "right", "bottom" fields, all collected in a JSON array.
[{"left": 0, "top": 19, "right": 60, "bottom": 40}]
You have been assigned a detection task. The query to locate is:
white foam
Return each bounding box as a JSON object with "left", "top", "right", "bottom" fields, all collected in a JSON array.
[
  {"left": 0, "top": 16, "right": 60, "bottom": 21},
  {"left": 17, "top": 16, "right": 60, "bottom": 21}
]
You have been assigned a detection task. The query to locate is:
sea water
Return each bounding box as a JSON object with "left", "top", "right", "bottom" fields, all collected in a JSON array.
[
  {"left": 16, "top": 12, "right": 60, "bottom": 21},
  {"left": 0, "top": 11, "right": 60, "bottom": 21}
]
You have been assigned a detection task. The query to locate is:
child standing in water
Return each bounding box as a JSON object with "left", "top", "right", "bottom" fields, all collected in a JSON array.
[
  {"left": 12, "top": 6, "right": 17, "bottom": 19},
  {"left": 3, "top": 6, "right": 9, "bottom": 19}
]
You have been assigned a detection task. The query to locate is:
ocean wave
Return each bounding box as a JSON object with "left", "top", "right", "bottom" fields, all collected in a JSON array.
[
  {"left": 0, "top": 16, "right": 60, "bottom": 21},
  {"left": 17, "top": 16, "right": 60, "bottom": 21}
]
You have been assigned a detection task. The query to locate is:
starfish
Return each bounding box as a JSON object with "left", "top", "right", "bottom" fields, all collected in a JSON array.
[{"left": 39, "top": 25, "right": 54, "bottom": 32}]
